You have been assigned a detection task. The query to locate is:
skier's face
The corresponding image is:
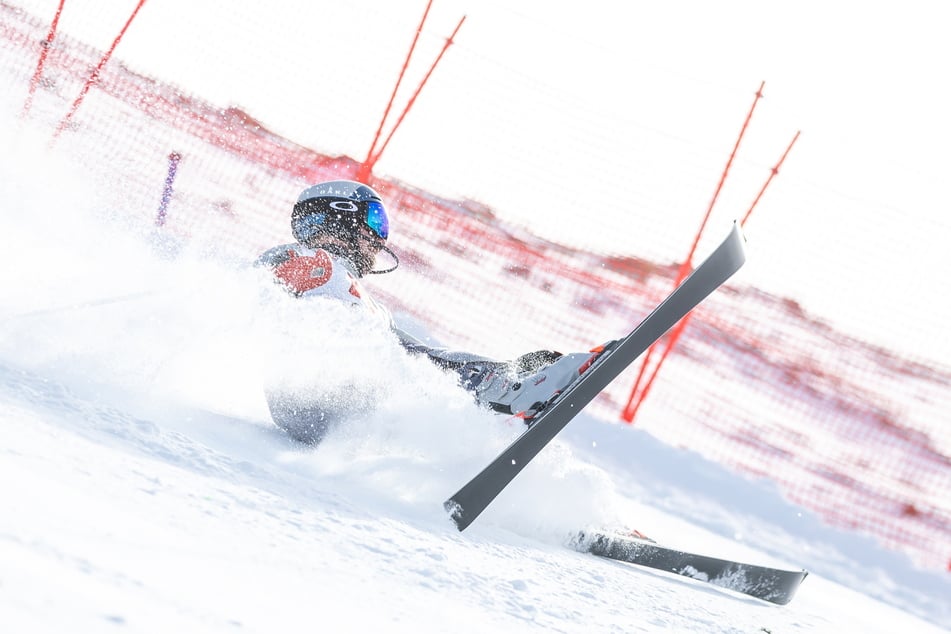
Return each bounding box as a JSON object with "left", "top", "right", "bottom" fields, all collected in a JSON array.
[
  {"left": 352, "top": 223, "right": 385, "bottom": 260},
  {"left": 341, "top": 227, "right": 383, "bottom": 277},
  {"left": 312, "top": 223, "right": 383, "bottom": 277}
]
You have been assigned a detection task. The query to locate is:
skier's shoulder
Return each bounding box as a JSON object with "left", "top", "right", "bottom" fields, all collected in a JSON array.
[
  {"left": 255, "top": 243, "right": 303, "bottom": 268},
  {"left": 256, "top": 244, "right": 391, "bottom": 324},
  {"left": 257, "top": 244, "right": 341, "bottom": 296}
]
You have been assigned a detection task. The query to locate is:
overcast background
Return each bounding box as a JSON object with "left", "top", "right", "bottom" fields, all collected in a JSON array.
[{"left": 17, "top": 0, "right": 951, "bottom": 362}]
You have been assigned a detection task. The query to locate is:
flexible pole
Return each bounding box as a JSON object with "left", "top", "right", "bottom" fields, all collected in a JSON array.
[
  {"left": 52, "top": 0, "right": 148, "bottom": 141},
  {"left": 357, "top": 0, "right": 433, "bottom": 182},
  {"left": 368, "top": 16, "right": 466, "bottom": 170},
  {"left": 156, "top": 152, "right": 182, "bottom": 227},
  {"left": 22, "top": 0, "right": 66, "bottom": 118},
  {"left": 742, "top": 130, "right": 800, "bottom": 226},
  {"left": 622, "top": 82, "right": 765, "bottom": 422}
]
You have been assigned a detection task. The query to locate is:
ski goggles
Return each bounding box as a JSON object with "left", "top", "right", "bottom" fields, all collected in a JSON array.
[{"left": 364, "top": 200, "right": 389, "bottom": 240}]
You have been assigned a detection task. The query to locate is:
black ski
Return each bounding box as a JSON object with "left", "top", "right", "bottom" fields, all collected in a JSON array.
[
  {"left": 573, "top": 531, "right": 808, "bottom": 605},
  {"left": 445, "top": 223, "right": 747, "bottom": 531}
]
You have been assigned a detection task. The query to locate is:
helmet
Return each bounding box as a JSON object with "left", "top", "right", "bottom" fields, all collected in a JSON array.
[{"left": 291, "top": 180, "right": 389, "bottom": 244}]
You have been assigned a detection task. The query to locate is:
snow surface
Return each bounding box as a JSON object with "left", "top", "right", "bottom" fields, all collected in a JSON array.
[{"left": 2, "top": 113, "right": 951, "bottom": 633}]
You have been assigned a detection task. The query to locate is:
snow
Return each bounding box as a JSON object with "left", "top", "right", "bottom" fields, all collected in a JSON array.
[{"left": 2, "top": 120, "right": 950, "bottom": 633}]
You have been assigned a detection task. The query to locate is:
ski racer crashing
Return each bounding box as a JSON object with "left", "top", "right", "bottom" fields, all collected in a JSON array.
[{"left": 256, "top": 180, "right": 607, "bottom": 444}]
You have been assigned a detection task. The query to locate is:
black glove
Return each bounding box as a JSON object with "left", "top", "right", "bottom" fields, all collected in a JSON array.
[{"left": 512, "top": 349, "right": 563, "bottom": 374}]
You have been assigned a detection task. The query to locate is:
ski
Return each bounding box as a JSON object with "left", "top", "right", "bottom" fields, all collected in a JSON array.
[
  {"left": 573, "top": 531, "right": 808, "bottom": 605},
  {"left": 445, "top": 223, "right": 747, "bottom": 531}
]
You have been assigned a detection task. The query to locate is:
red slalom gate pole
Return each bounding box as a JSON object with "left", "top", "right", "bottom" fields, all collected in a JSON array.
[
  {"left": 367, "top": 15, "right": 466, "bottom": 172},
  {"left": 742, "top": 130, "right": 800, "bottom": 226},
  {"left": 621, "top": 82, "right": 766, "bottom": 423},
  {"left": 357, "top": 0, "right": 434, "bottom": 183},
  {"left": 22, "top": 0, "right": 66, "bottom": 118},
  {"left": 52, "top": 0, "right": 148, "bottom": 141},
  {"left": 622, "top": 130, "right": 799, "bottom": 422}
]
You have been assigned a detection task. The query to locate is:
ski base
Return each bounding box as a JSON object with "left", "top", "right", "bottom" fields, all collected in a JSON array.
[
  {"left": 445, "top": 223, "right": 747, "bottom": 531},
  {"left": 573, "top": 531, "right": 808, "bottom": 605}
]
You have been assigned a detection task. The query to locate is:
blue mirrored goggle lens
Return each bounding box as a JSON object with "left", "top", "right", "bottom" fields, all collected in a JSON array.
[{"left": 365, "top": 200, "right": 389, "bottom": 240}]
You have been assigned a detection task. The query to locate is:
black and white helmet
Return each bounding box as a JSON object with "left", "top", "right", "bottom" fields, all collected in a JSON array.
[{"left": 291, "top": 180, "right": 389, "bottom": 244}]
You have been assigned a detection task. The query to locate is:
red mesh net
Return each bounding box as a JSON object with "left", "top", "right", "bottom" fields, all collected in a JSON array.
[{"left": 3, "top": 1, "right": 949, "bottom": 571}]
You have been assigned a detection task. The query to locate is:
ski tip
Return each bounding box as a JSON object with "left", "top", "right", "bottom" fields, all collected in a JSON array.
[
  {"left": 733, "top": 219, "right": 746, "bottom": 238},
  {"left": 722, "top": 221, "right": 748, "bottom": 270}
]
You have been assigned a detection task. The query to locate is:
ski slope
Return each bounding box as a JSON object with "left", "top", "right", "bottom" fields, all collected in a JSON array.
[{"left": 2, "top": 125, "right": 949, "bottom": 633}]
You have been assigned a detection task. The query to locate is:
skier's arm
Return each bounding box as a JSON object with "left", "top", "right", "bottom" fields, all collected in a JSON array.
[
  {"left": 394, "top": 327, "right": 618, "bottom": 418},
  {"left": 393, "top": 327, "right": 504, "bottom": 371},
  {"left": 393, "top": 327, "right": 562, "bottom": 373}
]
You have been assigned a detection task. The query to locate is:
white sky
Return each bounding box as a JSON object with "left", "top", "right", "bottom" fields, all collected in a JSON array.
[{"left": 15, "top": 0, "right": 951, "bottom": 364}]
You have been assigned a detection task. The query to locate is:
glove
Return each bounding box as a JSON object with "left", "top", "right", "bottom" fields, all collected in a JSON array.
[
  {"left": 457, "top": 351, "right": 561, "bottom": 403},
  {"left": 512, "top": 349, "right": 563, "bottom": 374}
]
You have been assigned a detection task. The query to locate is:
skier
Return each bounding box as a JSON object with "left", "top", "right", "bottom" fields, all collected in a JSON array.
[{"left": 256, "top": 179, "right": 607, "bottom": 443}]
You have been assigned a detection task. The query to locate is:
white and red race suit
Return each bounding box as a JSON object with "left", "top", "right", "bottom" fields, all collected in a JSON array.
[
  {"left": 256, "top": 243, "right": 604, "bottom": 442},
  {"left": 256, "top": 243, "right": 394, "bottom": 329}
]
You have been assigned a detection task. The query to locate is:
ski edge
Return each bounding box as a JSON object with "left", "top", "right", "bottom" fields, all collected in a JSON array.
[
  {"left": 445, "top": 223, "right": 747, "bottom": 531},
  {"left": 573, "top": 531, "right": 808, "bottom": 606}
]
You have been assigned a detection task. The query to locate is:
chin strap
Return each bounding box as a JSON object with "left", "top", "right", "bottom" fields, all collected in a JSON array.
[
  {"left": 368, "top": 244, "right": 399, "bottom": 275},
  {"left": 311, "top": 241, "right": 399, "bottom": 276}
]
